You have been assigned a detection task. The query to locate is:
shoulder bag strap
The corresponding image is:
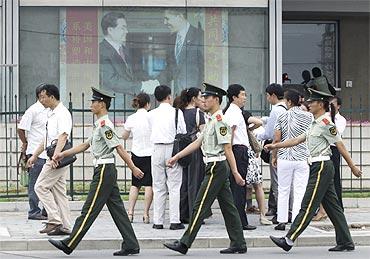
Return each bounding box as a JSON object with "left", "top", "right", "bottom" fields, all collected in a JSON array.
[
  {"left": 175, "top": 108, "right": 179, "bottom": 133},
  {"left": 196, "top": 108, "right": 200, "bottom": 130}
]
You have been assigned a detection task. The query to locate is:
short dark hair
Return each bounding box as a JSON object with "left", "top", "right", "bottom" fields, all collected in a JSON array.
[
  {"left": 35, "top": 83, "right": 45, "bottom": 99},
  {"left": 40, "top": 84, "right": 60, "bottom": 101},
  {"left": 331, "top": 96, "right": 342, "bottom": 106},
  {"left": 265, "top": 83, "right": 284, "bottom": 99},
  {"left": 312, "top": 67, "right": 322, "bottom": 77},
  {"left": 284, "top": 90, "right": 300, "bottom": 107},
  {"left": 132, "top": 92, "right": 150, "bottom": 109},
  {"left": 227, "top": 84, "right": 245, "bottom": 103},
  {"left": 101, "top": 12, "right": 126, "bottom": 36},
  {"left": 154, "top": 85, "right": 171, "bottom": 102},
  {"left": 165, "top": 8, "right": 187, "bottom": 19}
]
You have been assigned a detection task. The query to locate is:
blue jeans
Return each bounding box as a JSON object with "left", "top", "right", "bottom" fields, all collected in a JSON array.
[{"left": 27, "top": 157, "right": 46, "bottom": 216}]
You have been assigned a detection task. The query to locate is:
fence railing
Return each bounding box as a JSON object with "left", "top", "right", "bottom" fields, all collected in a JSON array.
[{"left": 0, "top": 92, "right": 369, "bottom": 199}]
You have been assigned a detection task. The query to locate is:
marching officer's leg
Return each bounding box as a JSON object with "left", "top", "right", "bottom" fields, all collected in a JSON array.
[{"left": 62, "top": 164, "right": 113, "bottom": 251}]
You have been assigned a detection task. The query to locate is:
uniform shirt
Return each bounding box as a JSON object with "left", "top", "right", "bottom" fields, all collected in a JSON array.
[
  {"left": 200, "top": 110, "right": 231, "bottom": 157},
  {"left": 148, "top": 103, "right": 186, "bottom": 144},
  {"left": 89, "top": 115, "right": 121, "bottom": 159},
  {"left": 124, "top": 108, "right": 153, "bottom": 157},
  {"left": 224, "top": 103, "right": 249, "bottom": 147},
  {"left": 18, "top": 101, "right": 48, "bottom": 159},
  {"left": 257, "top": 102, "right": 287, "bottom": 141},
  {"left": 305, "top": 114, "right": 341, "bottom": 157},
  {"left": 46, "top": 102, "right": 72, "bottom": 147},
  {"left": 275, "top": 106, "right": 313, "bottom": 161}
]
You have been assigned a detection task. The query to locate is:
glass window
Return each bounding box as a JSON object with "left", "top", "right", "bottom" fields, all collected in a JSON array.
[
  {"left": 282, "top": 22, "right": 337, "bottom": 88},
  {"left": 19, "top": 7, "right": 268, "bottom": 110}
]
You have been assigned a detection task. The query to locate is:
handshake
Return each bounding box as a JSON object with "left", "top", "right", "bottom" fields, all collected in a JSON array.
[{"left": 141, "top": 79, "right": 160, "bottom": 95}]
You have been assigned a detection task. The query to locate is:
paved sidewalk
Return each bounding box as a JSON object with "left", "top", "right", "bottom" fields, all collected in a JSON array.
[{"left": 0, "top": 199, "right": 370, "bottom": 251}]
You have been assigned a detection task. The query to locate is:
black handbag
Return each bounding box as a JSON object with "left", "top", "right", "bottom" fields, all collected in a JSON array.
[
  {"left": 260, "top": 139, "right": 272, "bottom": 164},
  {"left": 46, "top": 139, "right": 77, "bottom": 169}
]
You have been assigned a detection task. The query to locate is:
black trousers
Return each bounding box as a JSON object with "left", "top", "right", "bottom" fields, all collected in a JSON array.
[
  {"left": 229, "top": 145, "right": 249, "bottom": 227},
  {"left": 330, "top": 146, "right": 343, "bottom": 209}
]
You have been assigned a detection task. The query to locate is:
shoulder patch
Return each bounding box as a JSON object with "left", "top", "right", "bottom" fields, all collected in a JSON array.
[
  {"left": 100, "top": 120, "right": 106, "bottom": 127},
  {"left": 105, "top": 129, "right": 113, "bottom": 140},
  {"left": 216, "top": 114, "right": 222, "bottom": 121},
  {"left": 329, "top": 126, "right": 337, "bottom": 136},
  {"left": 322, "top": 118, "right": 330, "bottom": 125},
  {"left": 220, "top": 126, "right": 227, "bottom": 136}
]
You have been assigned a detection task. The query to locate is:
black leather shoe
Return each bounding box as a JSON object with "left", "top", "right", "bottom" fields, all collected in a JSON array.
[
  {"left": 220, "top": 247, "right": 247, "bottom": 254},
  {"left": 164, "top": 240, "right": 188, "bottom": 255},
  {"left": 270, "top": 236, "right": 292, "bottom": 251},
  {"left": 47, "top": 226, "right": 71, "bottom": 236},
  {"left": 169, "top": 223, "right": 185, "bottom": 230},
  {"left": 243, "top": 224, "right": 257, "bottom": 230},
  {"left": 274, "top": 223, "right": 286, "bottom": 231},
  {"left": 271, "top": 215, "right": 279, "bottom": 224},
  {"left": 28, "top": 213, "right": 47, "bottom": 220},
  {"left": 48, "top": 239, "right": 73, "bottom": 255},
  {"left": 328, "top": 243, "right": 355, "bottom": 252},
  {"left": 265, "top": 209, "right": 276, "bottom": 216},
  {"left": 152, "top": 224, "right": 164, "bottom": 229},
  {"left": 113, "top": 248, "right": 140, "bottom": 256}
]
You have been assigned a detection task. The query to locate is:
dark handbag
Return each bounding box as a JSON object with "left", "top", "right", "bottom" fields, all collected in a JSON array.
[
  {"left": 46, "top": 139, "right": 77, "bottom": 169},
  {"left": 260, "top": 139, "right": 272, "bottom": 164},
  {"left": 172, "top": 109, "right": 194, "bottom": 167}
]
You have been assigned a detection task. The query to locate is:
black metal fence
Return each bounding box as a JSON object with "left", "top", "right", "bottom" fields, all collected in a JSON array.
[{"left": 0, "top": 92, "right": 369, "bottom": 200}]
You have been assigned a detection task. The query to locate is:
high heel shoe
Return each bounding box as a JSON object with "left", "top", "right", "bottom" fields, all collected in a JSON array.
[
  {"left": 143, "top": 215, "right": 150, "bottom": 224},
  {"left": 128, "top": 213, "right": 133, "bottom": 223}
]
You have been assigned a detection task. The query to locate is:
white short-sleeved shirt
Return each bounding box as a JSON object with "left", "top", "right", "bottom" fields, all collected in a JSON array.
[
  {"left": 18, "top": 101, "right": 48, "bottom": 159},
  {"left": 124, "top": 108, "right": 153, "bottom": 157},
  {"left": 224, "top": 103, "right": 249, "bottom": 147},
  {"left": 46, "top": 102, "right": 72, "bottom": 146},
  {"left": 148, "top": 103, "right": 187, "bottom": 144}
]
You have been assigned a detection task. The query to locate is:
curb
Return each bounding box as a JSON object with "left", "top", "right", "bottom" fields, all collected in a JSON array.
[{"left": 1, "top": 235, "right": 370, "bottom": 251}]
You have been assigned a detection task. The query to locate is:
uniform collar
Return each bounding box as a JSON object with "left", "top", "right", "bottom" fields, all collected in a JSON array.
[
  {"left": 314, "top": 113, "right": 328, "bottom": 124},
  {"left": 95, "top": 114, "right": 109, "bottom": 127},
  {"left": 210, "top": 110, "right": 223, "bottom": 120}
]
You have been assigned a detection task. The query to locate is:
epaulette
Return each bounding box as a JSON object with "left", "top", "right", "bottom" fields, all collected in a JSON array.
[
  {"left": 322, "top": 118, "right": 330, "bottom": 125},
  {"left": 216, "top": 114, "right": 222, "bottom": 121},
  {"left": 100, "top": 120, "right": 106, "bottom": 127}
]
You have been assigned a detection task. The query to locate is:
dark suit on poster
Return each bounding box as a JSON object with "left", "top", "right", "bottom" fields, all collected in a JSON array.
[
  {"left": 99, "top": 39, "right": 141, "bottom": 98},
  {"left": 159, "top": 25, "right": 204, "bottom": 95}
]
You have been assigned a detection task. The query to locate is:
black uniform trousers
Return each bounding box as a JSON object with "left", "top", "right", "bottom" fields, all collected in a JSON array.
[
  {"left": 180, "top": 160, "right": 246, "bottom": 249},
  {"left": 287, "top": 160, "right": 353, "bottom": 245},
  {"left": 229, "top": 145, "right": 249, "bottom": 227},
  {"left": 61, "top": 163, "right": 139, "bottom": 251},
  {"left": 330, "top": 146, "right": 343, "bottom": 209}
]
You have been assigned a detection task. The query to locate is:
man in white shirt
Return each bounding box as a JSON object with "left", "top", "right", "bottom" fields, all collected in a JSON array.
[
  {"left": 18, "top": 85, "right": 48, "bottom": 220},
  {"left": 27, "top": 84, "right": 72, "bottom": 236},
  {"left": 148, "top": 85, "right": 187, "bottom": 230}
]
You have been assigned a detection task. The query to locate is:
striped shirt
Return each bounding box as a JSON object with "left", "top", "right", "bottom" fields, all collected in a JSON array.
[{"left": 274, "top": 106, "right": 313, "bottom": 161}]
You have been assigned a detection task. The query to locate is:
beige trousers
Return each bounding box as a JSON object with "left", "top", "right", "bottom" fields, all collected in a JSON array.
[{"left": 35, "top": 161, "right": 71, "bottom": 230}]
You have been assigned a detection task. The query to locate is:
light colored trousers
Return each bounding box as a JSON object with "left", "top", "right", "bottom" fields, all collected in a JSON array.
[
  {"left": 151, "top": 144, "right": 182, "bottom": 225},
  {"left": 35, "top": 161, "right": 71, "bottom": 230},
  {"left": 277, "top": 159, "right": 309, "bottom": 223}
]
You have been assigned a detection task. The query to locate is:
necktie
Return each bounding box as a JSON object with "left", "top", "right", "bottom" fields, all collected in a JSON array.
[
  {"left": 175, "top": 34, "right": 183, "bottom": 64},
  {"left": 119, "top": 45, "right": 127, "bottom": 65}
]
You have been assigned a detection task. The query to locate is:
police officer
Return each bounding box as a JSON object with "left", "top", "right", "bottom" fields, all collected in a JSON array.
[
  {"left": 266, "top": 89, "right": 362, "bottom": 252},
  {"left": 164, "top": 83, "right": 247, "bottom": 255},
  {"left": 48, "top": 87, "right": 144, "bottom": 256}
]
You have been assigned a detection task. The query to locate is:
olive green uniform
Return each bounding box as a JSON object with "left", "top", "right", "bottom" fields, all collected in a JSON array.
[
  {"left": 61, "top": 115, "right": 139, "bottom": 252},
  {"left": 180, "top": 110, "right": 246, "bottom": 249},
  {"left": 286, "top": 114, "right": 353, "bottom": 246}
]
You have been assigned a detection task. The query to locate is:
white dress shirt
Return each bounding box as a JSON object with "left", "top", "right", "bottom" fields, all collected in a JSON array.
[
  {"left": 124, "top": 108, "right": 153, "bottom": 157},
  {"left": 148, "top": 103, "right": 187, "bottom": 144},
  {"left": 18, "top": 101, "right": 48, "bottom": 159},
  {"left": 224, "top": 103, "right": 250, "bottom": 147},
  {"left": 46, "top": 102, "right": 72, "bottom": 147},
  {"left": 334, "top": 112, "right": 346, "bottom": 135}
]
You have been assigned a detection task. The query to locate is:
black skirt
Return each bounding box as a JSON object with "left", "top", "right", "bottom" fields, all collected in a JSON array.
[{"left": 131, "top": 153, "right": 152, "bottom": 187}]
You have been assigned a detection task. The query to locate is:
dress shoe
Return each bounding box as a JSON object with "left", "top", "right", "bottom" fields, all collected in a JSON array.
[
  {"left": 260, "top": 215, "right": 273, "bottom": 225},
  {"left": 113, "top": 248, "right": 140, "bottom": 256},
  {"left": 48, "top": 239, "right": 72, "bottom": 255},
  {"left": 270, "top": 236, "right": 292, "bottom": 251},
  {"left": 271, "top": 215, "right": 279, "bottom": 224},
  {"left": 274, "top": 223, "right": 286, "bottom": 231},
  {"left": 39, "top": 223, "right": 61, "bottom": 234},
  {"left": 164, "top": 240, "right": 188, "bottom": 255},
  {"left": 152, "top": 224, "right": 164, "bottom": 229},
  {"left": 169, "top": 223, "right": 185, "bottom": 230},
  {"left": 243, "top": 224, "right": 257, "bottom": 230},
  {"left": 265, "top": 209, "right": 276, "bottom": 216},
  {"left": 328, "top": 243, "right": 355, "bottom": 252},
  {"left": 28, "top": 213, "right": 47, "bottom": 220},
  {"left": 220, "top": 247, "right": 247, "bottom": 254},
  {"left": 47, "top": 226, "right": 71, "bottom": 236}
]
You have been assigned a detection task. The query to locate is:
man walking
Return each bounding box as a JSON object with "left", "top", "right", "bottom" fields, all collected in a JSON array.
[
  {"left": 164, "top": 83, "right": 247, "bottom": 255},
  {"left": 48, "top": 87, "right": 142, "bottom": 256}
]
